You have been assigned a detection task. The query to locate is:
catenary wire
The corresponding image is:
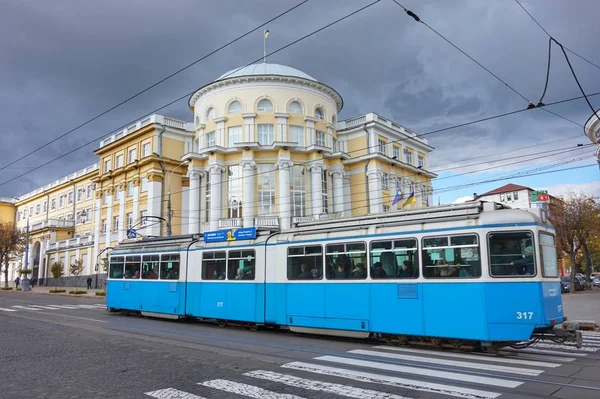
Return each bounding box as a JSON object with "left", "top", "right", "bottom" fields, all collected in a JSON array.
[{"left": 0, "top": 0, "right": 311, "bottom": 172}]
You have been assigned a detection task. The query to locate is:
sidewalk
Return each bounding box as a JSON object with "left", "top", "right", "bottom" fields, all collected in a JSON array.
[{"left": 2, "top": 284, "right": 106, "bottom": 299}]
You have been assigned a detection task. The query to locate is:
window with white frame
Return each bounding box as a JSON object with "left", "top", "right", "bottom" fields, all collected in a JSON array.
[
  {"left": 315, "top": 107, "right": 325, "bottom": 120},
  {"left": 228, "top": 126, "right": 242, "bottom": 146},
  {"left": 418, "top": 156, "right": 424, "bottom": 168},
  {"left": 393, "top": 146, "right": 400, "bottom": 160},
  {"left": 500, "top": 194, "right": 506, "bottom": 202},
  {"left": 288, "top": 101, "right": 303, "bottom": 114},
  {"left": 103, "top": 191, "right": 108, "bottom": 204},
  {"left": 128, "top": 148, "right": 137, "bottom": 163},
  {"left": 291, "top": 166, "right": 306, "bottom": 217},
  {"left": 206, "top": 107, "right": 215, "bottom": 120},
  {"left": 101, "top": 218, "right": 107, "bottom": 233},
  {"left": 142, "top": 142, "right": 151, "bottom": 157},
  {"left": 86, "top": 184, "right": 93, "bottom": 199},
  {"left": 85, "top": 207, "right": 92, "bottom": 222},
  {"left": 140, "top": 210, "right": 147, "bottom": 226},
  {"left": 257, "top": 124, "right": 274, "bottom": 145},
  {"left": 228, "top": 101, "right": 242, "bottom": 114},
  {"left": 59, "top": 195, "right": 64, "bottom": 208},
  {"left": 43, "top": 201, "right": 47, "bottom": 213},
  {"left": 257, "top": 99, "right": 273, "bottom": 112},
  {"left": 116, "top": 154, "right": 123, "bottom": 168},
  {"left": 68, "top": 191, "right": 74, "bottom": 205},
  {"left": 51, "top": 198, "right": 56, "bottom": 210},
  {"left": 29, "top": 207, "right": 33, "bottom": 216},
  {"left": 321, "top": 170, "right": 328, "bottom": 212},
  {"left": 404, "top": 149, "right": 413, "bottom": 165},
  {"left": 227, "top": 165, "right": 242, "bottom": 218},
  {"left": 513, "top": 191, "right": 519, "bottom": 200},
  {"left": 506, "top": 192, "right": 513, "bottom": 201},
  {"left": 126, "top": 212, "right": 133, "bottom": 229},
  {"left": 382, "top": 173, "right": 389, "bottom": 190},
  {"left": 378, "top": 139, "right": 386, "bottom": 155},
  {"left": 104, "top": 159, "right": 111, "bottom": 173},
  {"left": 23, "top": 209, "right": 27, "bottom": 218},
  {"left": 36, "top": 204, "right": 40, "bottom": 215},
  {"left": 113, "top": 216, "right": 120, "bottom": 231},
  {"left": 257, "top": 164, "right": 275, "bottom": 215},
  {"left": 205, "top": 131, "right": 216, "bottom": 147},
  {"left": 127, "top": 181, "right": 134, "bottom": 197},
  {"left": 76, "top": 188, "right": 83, "bottom": 202},
  {"left": 289, "top": 125, "right": 304, "bottom": 146},
  {"left": 316, "top": 130, "right": 325, "bottom": 147},
  {"left": 141, "top": 177, "right": 148, "bottom": 192},
  {"left": 332, "top": 138, "right": 338, "bottom": 152}
]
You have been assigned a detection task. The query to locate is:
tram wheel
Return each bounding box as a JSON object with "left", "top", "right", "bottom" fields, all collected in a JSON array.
[
  {"left": 249, "top": 324, "right": 258, "bottom": 331},
  {"left": 217, "top": 320, "right": 227, "bottom": 328}
]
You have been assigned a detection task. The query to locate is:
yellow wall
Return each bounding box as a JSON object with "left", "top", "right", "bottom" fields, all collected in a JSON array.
[{"left": 0, "top": 202, "right": 15, "bottom": 224}]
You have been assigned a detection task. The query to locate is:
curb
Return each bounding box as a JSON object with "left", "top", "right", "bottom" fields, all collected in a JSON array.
[{"left": 1, "top": 290, "right": 105, "bottom": 300}]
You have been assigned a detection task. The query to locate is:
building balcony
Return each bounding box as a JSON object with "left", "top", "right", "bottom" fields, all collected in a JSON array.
[
  {"left": 254, "top": 216, "right": 279, "bottom": 228},
  {"left": 48, "top": 235, "right": 94, "bottom": 252},
  {"left": 218, "top": 218, "right": 242, "bottom": 228},
  {"left": 30, "top": 219, "right": 75, "bottom": 232}
]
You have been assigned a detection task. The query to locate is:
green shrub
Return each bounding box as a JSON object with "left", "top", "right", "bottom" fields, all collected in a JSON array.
[
  {"left": 49, "top": 289, "right": 67, "bottom": 293},
  {"left": 69, "top": 290, "right": 88, "bottom": 294},
  {"left": 16, "top": 287, "right": 22, "bottom": 291},
  {"left": 1, "top": 287, "right": 13, "bottom": 291},
  {"left": 95, "top": 291, "right": 106, "bottom": 296}
]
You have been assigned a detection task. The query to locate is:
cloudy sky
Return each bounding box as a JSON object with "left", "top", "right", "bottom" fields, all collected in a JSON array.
[{"left": 1, "top": 0, "right": 599, "bottom": 204}]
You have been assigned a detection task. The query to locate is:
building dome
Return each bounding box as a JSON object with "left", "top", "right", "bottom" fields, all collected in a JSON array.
[{"left": 215, "top": 63, "right": 317, "bottom": 82}]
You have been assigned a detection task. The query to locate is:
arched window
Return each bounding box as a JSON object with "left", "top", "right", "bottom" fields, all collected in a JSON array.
[
  {"left": 288, "top": 101, "right": 303, "bottom": 114},
  {"left": 206, "top": 107, "right": 215, "bottom": 120},
  {"left": 315, "top": 107, "right": 325, "bottom": 120},
  {"left": 228, "top": 101, "right": 242, "bottom": 114},
  {"left": 257, "top": 99, "right": 273, "bottom": 112}
]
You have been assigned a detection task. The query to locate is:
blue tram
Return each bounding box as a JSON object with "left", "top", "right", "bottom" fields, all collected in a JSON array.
[{"left": 106, "top": 201, "right": 582, "bottom": 349}]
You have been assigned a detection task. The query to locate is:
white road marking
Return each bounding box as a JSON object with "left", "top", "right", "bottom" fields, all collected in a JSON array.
[
  {"left": 373, "top": 346, "right": 561, "bottom": 368},
  {"left": 282, "top": 361, "right": 500, "bottom": 399},
  {"left": 526, "top": 343, "right": 599, "bottom": 352},
  {"left": 74, "top": 304, "right": 102, "bottom": 309},
  {"left": 493, "top": 351, "right": 576, "bottom": 363},
  {"left": 46, "top": 305, "right": 80, "bottom": 309},
  {"left": 349, "top": 349, "right": 544, "bottom": 376},
  {"left": 27, "top": 305, "right": 64, "bottom": 310},
  {"left": 315, "top": 356, "right": 522, "bottom": 388},
  {"left": 201, "top": 379, "right": 305, "bottom": 398},
  {"left": 145, "top": 388, "right": 206, "bottom": 399},
  {"left": 0, "top": 307, "right": 18, "bottom": 312},
  {"left": 245, "top": 370, "right": 413, "bottom": 399},
  {"left": 582, "top": 331, "right": 600, "bottom": 337},
  {"left": 501, "top": 347, "right": 588, "bottom": 357},
  {"left": 11, "top": 305, "right": 42, "bottom": 311}
]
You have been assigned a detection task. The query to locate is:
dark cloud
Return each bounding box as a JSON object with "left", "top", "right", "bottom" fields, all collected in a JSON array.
[{"left": 1, "top": 0, "right": 599, "bottom": 197}]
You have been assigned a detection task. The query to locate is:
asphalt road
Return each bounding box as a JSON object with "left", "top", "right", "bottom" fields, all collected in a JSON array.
[{"left": 1, "top": 291, "right": 600, "bottom": 399}]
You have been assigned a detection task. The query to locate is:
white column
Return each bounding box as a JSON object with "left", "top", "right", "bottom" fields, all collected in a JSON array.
[
  {"left": 38, "top": 240, "right": 47, "bottom": 280},
  {"left": 277, "top": 158, "right": 293, "bottom": 229},
  {"left": 147, "top": 176, "right": 163, "bottom": 237},
  {"left": 367, "top": 167, "right": 382, "bottom": 214},
  {"left": 64, "top": 249, "right": 70, "bottom": 276},
  {"left": 86, "top": 250, "right": 92, "bottom": 275},
  {"left": 215, "top": 119, "right": 226, "bottom": 147},
  {"left": 275, "top": 114, "right": 288, "bottom": 142},
  {"left": 105, "top": 189, "right": 113, "bottom": 247},
  {"left": 330, "top": 166, "right": 344, "bottom": 215},
  {"left": 181, "top": 182, "right": 189, "bottom": 235},
  {"left": 368, "top": 127, "right": 377, "bottom": 154},
  {"left": 133, "top": 179, "right": 140, "bottom": 228},
  {"left": 306, "top": 120, "right": 315, "bottom": 146},
  {"left": 309, "top": 163, "right": 323, "bottom": 217},
  {"left": 327, "top": 126, "right": 334, "bottom": 150},
  {"left": 243, "top": 113, "right": 256, "bottom": 142},
  {"left": 118, "top": 185, "right": 126, "bottom": 242},
  {"left": 241, "top": 160, "right": 256, "bottom": 228},
  {"left": 343, "top": 172, "right": 351, "bottom": 216},
  {"left": 93, "top": 195, "right": 101, "bottom": 274},
  {"left": 188, "top": 168, "right": 202, "bottom": 234},
  {"left": 209, "top": 165, "right": 225, "bottom": 230}
]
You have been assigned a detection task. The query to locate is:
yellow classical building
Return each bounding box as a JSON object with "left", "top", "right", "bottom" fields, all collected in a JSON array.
[{"left": 9, "top": 62, "right": 436, "bottom": 284}]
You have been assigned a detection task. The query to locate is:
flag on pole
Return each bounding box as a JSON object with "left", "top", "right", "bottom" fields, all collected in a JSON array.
[
  {"left": 402, "top": 185, "right": 415, "bottom": 208},
  {"left": 392, "top": 184, "right": 404, "bottom": 206}
]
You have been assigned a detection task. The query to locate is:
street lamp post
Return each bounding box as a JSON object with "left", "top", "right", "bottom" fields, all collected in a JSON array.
[
  {"left": 166, "top": 160, "right": 189, "bottom": 237},
  {"left": 95, "top": 246, "right": 113, "bottom": 289}
]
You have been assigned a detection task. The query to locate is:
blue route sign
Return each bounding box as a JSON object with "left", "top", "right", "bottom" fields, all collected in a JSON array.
[{"left": 203, "top": 227, "right": 257, "bottom": 243}]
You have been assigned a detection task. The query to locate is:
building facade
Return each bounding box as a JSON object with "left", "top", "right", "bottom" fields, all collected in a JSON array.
[
  {"left": 473, "top": 183, "right": 556, "bottom": 216},
  {"left": 584, "top": 109, "right": 600, "bottom": 167},
  {"left": 8, "top": 63, "right": 436, "bottom": 284}
]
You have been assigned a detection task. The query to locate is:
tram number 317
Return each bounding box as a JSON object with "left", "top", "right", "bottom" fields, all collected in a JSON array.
[
  {"left": 516, "top": 311, "right": 534, "bottom": 320},
  {"left": 216, "top": 302, "right": 224, "bottom": 307}
]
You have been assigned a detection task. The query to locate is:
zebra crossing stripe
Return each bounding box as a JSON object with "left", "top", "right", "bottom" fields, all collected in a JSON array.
[
  {"left": 281, "top": 361, "right": 500, "bottom": 399},
  {"left": 11, "top": 305, "right": 42, "bottom": 311},
  {"left": 0, "top": 307, "right": 18, "bottom": 312},
  {"left": 245, "top": 370, "right": 413, "bottom": 399},
  {"left": 373, "top": 346, "right": 562, "bottom": 368},
  {"left": 144, "top": 387, "right": 205, "bottom": 399},
  {"left": 526, "top": 343, "right": 600, "bottom": 352},
  {"left": 27, "top": 305, "right": 64, "bottom": 310},
  {"left": 46, "top": 305, "right": 80, "bottom": 309},
  {"left": 500, "top": 347, "right": 588, "bottom": 357},
  {"left": 201, "top": 379, "right": 306, "bottom": 398},
  {"left": 315, "top": 355, "right": 522, "bottom": 388},
  {"left": 349, "top": 349, "right": 544, "bottom": 376}
]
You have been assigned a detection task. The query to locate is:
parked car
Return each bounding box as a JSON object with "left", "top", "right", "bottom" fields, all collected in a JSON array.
[
  {"left": 593, "top": 277, "right": 600, "bottom": 288},
  {"left": 561, "top": 276, "right": 584, "bottom": 293}
]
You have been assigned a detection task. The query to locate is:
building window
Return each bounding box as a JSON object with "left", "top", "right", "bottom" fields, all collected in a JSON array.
[
  {"left": 126, "top": 212, "right": 133, "bottom": 229},
  {"left": 257, "top": 164, "right": 275, "bottom": 215},
  {"left": 228, "top": 101, "right": 242, "bottom": 114},
  {"left": 257, "top": 99, "right": 273, "bottom": 112},
  {"left": 289, "top": 125, "right": 304, "bottom": 146},
  {"left": 104, "top": 159, "right": 111, "bottom": 173},
  {"left": 205, "top": 131, "right": 216, "bottom": 147},
  {"left": 141, "top": 177, "right": 148, "bottom": 192},
  {"left": 418, "top": 156, "right": 424, "bottom": 168},
  {"left": 36, "top": 204, "right": 40, "bottom": 215},
  {"left": 321, "top": 170, "right": 328, "bottom": 212},
  {"left": 103, "top": 191, "right": 108, "bottom": 204},
  {"left": 316, "top": 130, "right": 325, "bottom": 147},
  {"left": 257, "top": 124, "right": 274, "bottom": 145},
  {"left": 228, "top": 126, "right": 242, "bottom": 146},
  {"left": 288, "top": 101, "right": 303, "bottom": 114},
  {"left": 113, "top": 216, "right": 120, "bottom": 231},
  {"left": 315, "top": 107, "right": 325, "bottom": 120},
  {"left": 43, "top": 201, "right": 47, "bottom": 213},
  {"left": 140, "top": 210, "right": 147, "bottom": 227},
  {"left": 23, "top": 209, "right": 27, "bottom": 219},
  {"left": 86, "top": 207, "right": 92, "bottom": 222},
  {"left": 142, "top": 143, "right": 151, "bottom": 157},
  {"left": 16, "top": 212, "right": 20, "bottom": 221},
  {"left": 116, "top": 154, "right": 123, "bottom": 168},
  {"left": 404, "top": 149, "right": 413, "bottom": 165},
  {"left": 68, "top": 191, "right": 74, "bottom": 205},
  {"left": 206, "top": 107, "right": 215, "bottom": 120},
  {"left": 51, "top": 198, "right": 56, "bottom": 210},
  {"left": 86, "top": 184, "right": 93, "bottom": 200},
  {"left": 128, "top": 148, "right": 137, "bottom": 163},
  {"left": 127, "top": 181, "right": 134, "bottom": 197},
  {"left": 393, "top": 146, "right": 400, "bottom": 160},
  {"left": 378, "top": 139, "right": 386, "bottom": 155},
  {"left": 506, "top": 192, "right": 513, "bottom": 201},
  {"left": 291, "top": 166, "right": 306, "bottom": 217},
  {"left": 383, "top": 205, "right": 390, "bottom": 213},
  {"left": 101, "top": 219, "right": 107, "bottom": 233},
  {"left": 513, "top": 191, "right": 519, "bottom": 200},
  {"left": 227, "top": 165, "right": 242, "bottom": 218},
  {"left": 382, "top": 173, "right": 389, "bottom": 190},
  {"left": 76, "top": 188, "right": 83, "bottom": 202},
  {"left": 332, "top": 138, "right": 338, "bottom": 152}
]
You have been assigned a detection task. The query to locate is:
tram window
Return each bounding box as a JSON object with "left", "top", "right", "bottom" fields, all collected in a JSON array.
[
  {"left": 422, "top": 234, "right": 481, "bottom": 279},
  {"left": 202, "top": 251, "right": 226, "bottom": 280},
  {"left": 142, "top": 255, "right": 159, "bottom": 279},
  {"left": 109, "top": 256, "right": 124, "bottom": 279},
  {"left": 124, "top": 256, "right": 141, "bottom": 279},
  {"left": 370, "top": 239, "right": 418, "bottom": 279},
  {"left": 287, "top": 245, "right": 323, "bottom": 280},
  {"left": 488, "top": 232, "right": 536, "bottom": 277},
  {"left": 228, "top": 250, "right": 255, "bottom": 280},
  {"left": 540, "top": 233, "right": 558, "bottom": 278},
  {"left": 160, "top": 254, "right": 180, "bottom": 280},
  {"left": 325, "top": 242, "right": 367, "bottom": 280}
]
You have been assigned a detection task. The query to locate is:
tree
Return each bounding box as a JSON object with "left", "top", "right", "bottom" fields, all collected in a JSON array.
[
  {"left": 69, "top": 259, "right": 84, "bottom": 290},
  {"left": 550, "top": 192, "right": 600, "bottom": 292},
  {"left": 0, "top": 222, "right": 26, "bottom": 288},
  {"left": 50, "top": 261, "right": 64, "bottom": 291}
]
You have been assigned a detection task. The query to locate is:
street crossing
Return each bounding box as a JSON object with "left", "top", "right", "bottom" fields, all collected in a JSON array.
[
  {"left": 144, "top": 332, "right": 600, "bottom": 399},
  {"left": 0, "top": 303, "right": 106, "bottom": 313}
]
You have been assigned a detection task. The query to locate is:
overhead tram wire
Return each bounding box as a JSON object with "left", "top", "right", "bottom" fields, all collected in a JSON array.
[
  {"left": 513, "top": 0, "right": 600, "bottom": 71},
  {"left": 0, "top": 0, "right": 312, "bottom": 173},
  {"left": 0, "top": 0, "right": 384, "bottom": 189},
  {"left": 390, "top": 0, "right": 585, "bottom": 129}
]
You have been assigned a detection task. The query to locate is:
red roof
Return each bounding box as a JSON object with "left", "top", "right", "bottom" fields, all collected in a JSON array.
[{"left": 477, "top": 183, "right": 533, "bottom": 197}]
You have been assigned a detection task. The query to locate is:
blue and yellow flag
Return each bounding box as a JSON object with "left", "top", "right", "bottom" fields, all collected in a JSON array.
[{"left": 402, "top": 186, "right": 415, "bottom": 207}]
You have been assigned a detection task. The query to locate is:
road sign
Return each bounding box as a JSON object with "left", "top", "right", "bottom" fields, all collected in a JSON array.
[
  {"left": 126, "top": 229, "right": 137, "bottom": 239},
  {"left": 531, "top": 190, "right": 549, "bottom": 202}
]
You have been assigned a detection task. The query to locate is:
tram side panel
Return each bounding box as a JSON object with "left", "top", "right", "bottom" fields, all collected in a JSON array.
[{"left": 368, "top": 282, "right": 425, "bottom": 337}]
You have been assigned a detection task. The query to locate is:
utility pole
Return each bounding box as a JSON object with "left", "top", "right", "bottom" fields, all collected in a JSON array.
[
  {"left": 23, "top": 217, "right": 30, "bottom": 287},
  {"left": 167, "top": 188, "right": 172, "bottom": 237}
]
